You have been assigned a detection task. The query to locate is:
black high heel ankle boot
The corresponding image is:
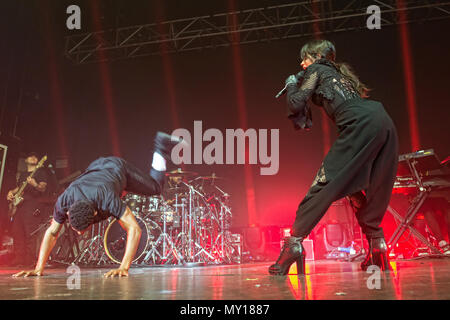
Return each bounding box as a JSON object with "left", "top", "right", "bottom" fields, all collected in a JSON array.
[
  {"left": 361, "top": 238, "right": 389, "bottom": 271},
  {"left": 269, "top": 236, "right": 306, "bottom": 275}
]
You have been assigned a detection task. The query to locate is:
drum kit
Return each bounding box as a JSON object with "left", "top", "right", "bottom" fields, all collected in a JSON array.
[{"left": 71, "top": 169, "right": 240, "bottom": 266}]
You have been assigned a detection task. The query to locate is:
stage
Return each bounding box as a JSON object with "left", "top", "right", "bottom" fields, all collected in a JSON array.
[{"left": 1, "top": 258, "right": 449, "bottom": 300}]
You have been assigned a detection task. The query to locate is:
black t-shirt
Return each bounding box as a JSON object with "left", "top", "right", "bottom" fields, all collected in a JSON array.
[
  {"left": 17, "top": 167, "right": 48, "bottom": 200},
  {"left": 53, "top": 157, "right": 128, "bottom": 225}
]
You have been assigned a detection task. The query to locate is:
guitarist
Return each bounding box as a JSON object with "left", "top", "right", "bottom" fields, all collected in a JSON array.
[{"left": 6, "top": 152, "right": 48, "bottom": 267}]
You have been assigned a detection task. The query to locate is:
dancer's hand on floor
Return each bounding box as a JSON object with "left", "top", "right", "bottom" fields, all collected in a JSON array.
[
  {"left": 103, "top": 268, "right": 128, "bottom": 278},
  {"left": 12, "top": 269, "right": 43, "bottom": 277}
]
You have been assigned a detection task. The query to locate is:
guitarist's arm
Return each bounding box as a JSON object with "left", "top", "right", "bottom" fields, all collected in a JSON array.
[
  {"left": 27, "top": 177, "right": 47, "bottom": 193},
  {"left": 13, "top": 219, "right": 62, "bottom": 277}
]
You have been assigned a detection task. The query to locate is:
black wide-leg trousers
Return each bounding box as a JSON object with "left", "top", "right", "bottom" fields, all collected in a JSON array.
[{"left": 291, "top": 98, "right": 399, "bottom": 240}]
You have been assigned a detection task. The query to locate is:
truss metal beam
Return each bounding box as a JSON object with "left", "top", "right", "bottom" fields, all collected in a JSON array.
[{"left": 65, "top": 0, "right": 450, "bottom": 64}]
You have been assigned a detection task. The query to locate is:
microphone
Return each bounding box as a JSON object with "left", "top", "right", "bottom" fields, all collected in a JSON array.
[{"left": 275, "top": 71, "right": 305, "bottom": 98}]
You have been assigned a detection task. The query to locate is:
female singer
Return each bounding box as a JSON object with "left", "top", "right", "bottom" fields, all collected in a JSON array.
[{"left": 269, "top": 39, "right": 399, "bottom": 275}]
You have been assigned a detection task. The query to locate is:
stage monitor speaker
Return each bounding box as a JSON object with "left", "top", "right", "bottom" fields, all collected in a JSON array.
[
  {"left": 323, "top": 223, "right": 347, "bottom": 251},
  {"left": 312, "top": 199, "right": 355, "bottom": 259}
]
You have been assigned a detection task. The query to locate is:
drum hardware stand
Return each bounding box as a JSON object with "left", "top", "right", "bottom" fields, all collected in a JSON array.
[
  {"left": 195, "top": 190, "right": 222, "bottom": 263},
  {"left": 73, "top": 220, "right": 109, "bottom": 265},
  {"left": 210, "top": 186, "right": 237, "bottom": 263},
  {"left": 143, "top": 230, "right": 182, "bottom": 265},
  {"left": 182, "top": 181, "right": 210, "bottom": 262},
  {"left": 35, "top": 220, "right": 81, "bottom": 264},
  {"left": 30, "top": 219, "right": 51, "bottom": 237},
  {"left": 215, "top": 200, "right": 237, "bottom": 263},
  {"left": 126, "top": 174, "right": 238, "bottom": 266},
  {"left": 193, "top": 194, "right": 218, "bottom": 263},
  {"left": 188, "top": 184, "right": 194, "bottom": 260},
  {"left": 194, "top": 202, "right": 216, "bottom": 263},
  {"left": 30, "top": 219, "right": 75, "bottom": 265},
  {"left": 193, "top": 240, "right": 215, "bottom": 262},
  {"left": 30, "top": 219, "right": 81, "bottom": 265},
  {"left": 143, "top": 201, "right": 184, "bottom": 265},
  {"left": 189, "top": 207, "right": 216, "bottom": 264},
  {"left": 174, "top": 195, "right": 189, "bottom": 262}
]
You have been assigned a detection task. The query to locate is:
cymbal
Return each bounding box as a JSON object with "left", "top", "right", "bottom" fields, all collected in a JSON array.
[
  {"left": 166, "top": 168, "right": 198, "bottom": 177},
  {"left": 198, "top": 173, "right": 223, "bottom": 180}
]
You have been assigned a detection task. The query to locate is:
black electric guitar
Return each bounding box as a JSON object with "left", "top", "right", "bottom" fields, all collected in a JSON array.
[{"left": 8, "top": 155, "right": 47, "bottom": 218}]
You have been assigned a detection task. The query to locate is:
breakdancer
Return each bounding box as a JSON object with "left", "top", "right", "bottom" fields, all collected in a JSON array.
[
  {"left": 13, "top": 132, "right": 184, "bottom": 278},
  {"left": 269, "top": 39, "right": 398, "bottom": 275}
]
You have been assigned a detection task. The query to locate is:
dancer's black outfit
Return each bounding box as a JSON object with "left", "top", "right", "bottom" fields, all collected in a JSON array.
[
  {"left": 270, "top": 59, "right": 399, "bottom": 275},
  {"left": 10, "top": 132, "right": 182, "bottom": 278},
  {"left": 53, "top": 132, "right": 176, "bottom": 226},
  {"left": 53, "top": 157, "right": 164, "bottom": 225}
]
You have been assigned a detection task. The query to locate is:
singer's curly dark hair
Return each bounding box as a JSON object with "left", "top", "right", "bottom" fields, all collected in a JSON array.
[{"left": 68, "top": 201, "right": 95, "bottom": 232}]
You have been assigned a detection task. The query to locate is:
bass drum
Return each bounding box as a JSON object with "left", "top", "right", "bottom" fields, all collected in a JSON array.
[{"left": 103, "top": 216, "right": 152, "bottom": 264}]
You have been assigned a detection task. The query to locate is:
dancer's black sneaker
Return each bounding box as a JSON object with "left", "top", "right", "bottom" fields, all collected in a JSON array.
[{"left": 154, "top": 131, "right": 188, "bottom": 162}]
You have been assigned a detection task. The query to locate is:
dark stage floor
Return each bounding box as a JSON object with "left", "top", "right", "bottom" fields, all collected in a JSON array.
[{"left": 1, "top": 258, "right": 449, "bottom": 300}]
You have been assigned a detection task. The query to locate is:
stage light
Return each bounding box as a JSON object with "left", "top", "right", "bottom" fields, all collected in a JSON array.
[
  {"left": 90, "top": 1, "right": 121, "bottom": 156},
  {"left": 396, "top": 0, "right": 421, "bottom": 151},
  {"left": 39, "top": 5, "right": 71, "bottom": 176},
  {"left": 227, "top": 0, "right": 257, "bottom": 226}
]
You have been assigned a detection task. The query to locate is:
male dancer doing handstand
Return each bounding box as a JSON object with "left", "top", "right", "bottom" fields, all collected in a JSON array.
[{"left": 13, "top": 132, "right": 183, "bottom": 278}]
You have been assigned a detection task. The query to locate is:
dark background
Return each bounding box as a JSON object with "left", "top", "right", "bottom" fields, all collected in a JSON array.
[{"left": 0, "top": 0, "right": 449, "bottom": 231}]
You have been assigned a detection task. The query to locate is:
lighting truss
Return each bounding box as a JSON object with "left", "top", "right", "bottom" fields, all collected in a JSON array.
[{"left": 64, "top": 0, "right": 450, "bottom": 64}]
